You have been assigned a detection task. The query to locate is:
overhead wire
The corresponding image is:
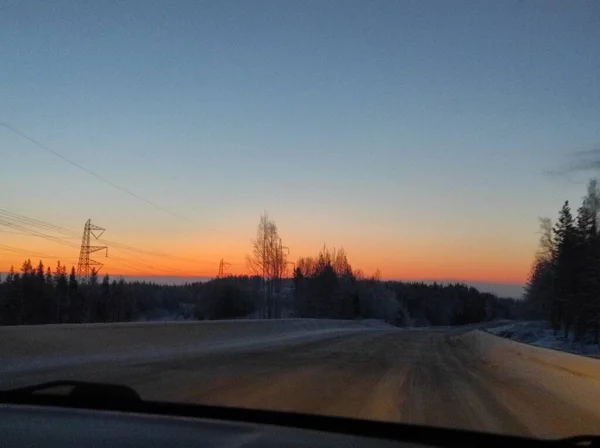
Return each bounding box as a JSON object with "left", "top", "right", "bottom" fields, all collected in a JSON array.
[
  {"left": 109, "top": 256, "right": 195, "bottom": 277},
  {"left": 0, "top": 244, "right": 78, "bottom": 262},
  {"left": 0, "top": 208, "right": 239, "bottom": 276},
  {"left": 108, "top": 257, "right": 164, "bottom": 277},
  {"left": 0, "top": 209, "right": 81, "bottom": 238},
  {"left": 0, "top": 208, "right": 223, "bottom": 266},
  {"left": 0, "top": 208, "right": 198, "bottom": 259},
  {"left": 96, "top": 238, "right": 216, "bottom": 265},
  {"left": 0, "top": 243, "right": 180, "bottom": 277},
  {"left": 0, "top": 121, "right": 225, "bottom": 232},
  {"left": 0, "top": 218, "right": 81, "bottom": 250},
  {"left": 0, "top": 230, "right": 39, "bottom": 236}
]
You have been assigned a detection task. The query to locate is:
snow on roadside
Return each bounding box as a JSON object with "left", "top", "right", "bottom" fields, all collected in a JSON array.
[
  {"left": 485, "top": 320, "right": 600, "bottom": 358},
  {"left": 0, "top": 319, "right": 397, "bottom": 379},
  {"left": 357, "top": 318, "right": 398, "bottom": 328}
]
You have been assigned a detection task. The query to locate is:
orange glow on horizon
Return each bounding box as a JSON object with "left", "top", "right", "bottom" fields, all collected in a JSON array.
[
  {"left": 0, "top": 253, "right": 529, "bottom": 284},
  {"left": 0, "top": 230, "right": 532, "bottom": 285}
]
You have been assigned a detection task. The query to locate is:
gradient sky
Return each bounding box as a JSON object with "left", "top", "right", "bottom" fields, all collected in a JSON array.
[{"left": 2, "top": 1, "right": 600, "bottom": 296}]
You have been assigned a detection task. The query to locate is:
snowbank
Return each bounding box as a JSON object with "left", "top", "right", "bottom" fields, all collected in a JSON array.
[
  {"left": 461, "top": 329, "right": 600, "bottom": 384},
  {"left": 457, "top": 329, "right": 600, "bottom": 428},
  {"left": 485, "top": 321, "right": 600, "bottom": 358},
  {"left": 0, "top": 319, "right": 395, "bottom": 377}
]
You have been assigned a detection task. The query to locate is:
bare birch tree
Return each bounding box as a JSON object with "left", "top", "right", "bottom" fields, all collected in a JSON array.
[{"left": 246, "top": 212, "right": 287, "bottom": 317}]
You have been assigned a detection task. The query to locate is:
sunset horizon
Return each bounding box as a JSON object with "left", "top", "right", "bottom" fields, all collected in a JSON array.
[
  {"left": 3, "top": 1, "right": 598, "bottom": 301},
  {"left": 0, "top": 207, "right": 530, "bottom": 298},
  {"left": 2, "top": 2, "right": 599, "bottom": 436}
]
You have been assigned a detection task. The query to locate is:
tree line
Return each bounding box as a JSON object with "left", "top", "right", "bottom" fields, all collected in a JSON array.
[
  {"left": 0, "top": 213, "right": 518, "bottom": 326},
  {"left": 0, "top": 257, "right": 516, "bottom": 326},
  {"left": 246, "top": 213, "right": 517, "bottom": 325},
  {"left": 292, "top": 245, "right": 517, "bottom": 325},
  {"left": 0, "top": 260, "right": 133, "bottom": 325},
  {"left": 525, "top": 178, "right": 600, "bottom": 343}
]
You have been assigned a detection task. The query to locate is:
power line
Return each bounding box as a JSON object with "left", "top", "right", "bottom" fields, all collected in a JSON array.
[
  {"left": 0, "top": 238, "right": 198, "bottom": 276},
  {"left": 97, "top": 238, "right": 216, "bottom": 265},
  {"left": 0, "top": 209, "right": 80, "bottom": 238},
  {"left": 0, "top": 121, "right": 197, "bottom": 225},
  {"left": 216, "top": 258, "right": 231, "bottom": 278},
  {"left": 0, "top": 208, "right": 216, "bottom": 265},
  {"left": 110, "top": 256, "right": 194, "bottom": 276},
  {"left": 0, "top": 240, "right": 198, "bottom": 277},
  {"left": 1, "top": 123, "right": 256, "bottom": 244},
  {"left": 0, "top": 242, "right": 172, "bottom": 277},
  {"left": 76, "top": 219, "right": 108, "bottom": 282},
  {"left": 0, "top": 207, "right": 226, "bottom": 266},
  {"left": 0, "top": 218, "right": 81, "bottom": 250},
  {"left": 0, "top": 208, "right": 240, "bottom": 276},
  {"left": 0, "top": 244, "right": 77, "bottom": 262},
  {"left": 109, "top": 257, "right": 161, "bottom": 276},
  {"left": 0, "top": 230, "right": 39, "bottom": 236}
]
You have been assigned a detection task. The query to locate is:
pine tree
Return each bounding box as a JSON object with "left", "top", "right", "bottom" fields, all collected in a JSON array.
[
  {"left": 525, "top": 258, "right": 554, "bottom": 317},
  {"left": 99, "top": 274, "right": 110, "bottom": 322},
  {"left": 30, "top": 260, "right": 49, "bottom": 323},
  {"left": 54, "top": 261, "right": 68, "bottom": 323},
  {"left": 35, "top": 260, "right": 44, "bottom": 281},
  {"left": 85, "top": 268, "right": 99, "bottom": 322},
  {"left": 19, "top": 259, "right": 35, "bottom": 324},
  {"left": 67, "top": 267, "right": 80, "bottom": 323},
  {"left": 573, "top": 203, "right": 595, "bottom": 339},
  {"left": 576, "top": 181, "right": 600, "bottom": 343},
  {"left": 584, "top": 179, "right": 600, "bottom": 234},
  {"left": 21, "top": 259, "right": 33, "bottom": 275},
  {"left": 1, "top": 266, "right": 20, "bottom": 324},
  {"left": 68, "top": 267, "right": 78, "bottom": 292},
  {"left": 524, "top": 217, "right": 556, "bottom": 318},
  {"left": 45, "top": 267, "right": 53, "bottom": 287},
  {"left": 553, "top": 201, "right": 577, "bottom": 337}
]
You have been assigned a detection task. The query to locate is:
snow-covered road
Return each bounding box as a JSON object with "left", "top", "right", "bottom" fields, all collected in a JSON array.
[{"left": 2, "top": 320, "right": 600, "bottom": 438}]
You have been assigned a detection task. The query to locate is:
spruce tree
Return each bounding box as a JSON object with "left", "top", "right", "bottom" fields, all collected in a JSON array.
[{"left": 553, "top": 201, "right": 577, "bottom": 336}]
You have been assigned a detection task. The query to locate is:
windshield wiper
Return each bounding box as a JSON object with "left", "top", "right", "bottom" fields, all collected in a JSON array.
[
  {"left": 0, "top": 380, "right": 595, "bottom": 447},
  {"left": 0, "top": 380, "right": 142, "bottom": 410}
]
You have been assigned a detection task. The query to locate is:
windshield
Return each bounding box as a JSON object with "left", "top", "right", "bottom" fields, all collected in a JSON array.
[{"left": 1, "top": 0, "right": 600, "bottom": 440}]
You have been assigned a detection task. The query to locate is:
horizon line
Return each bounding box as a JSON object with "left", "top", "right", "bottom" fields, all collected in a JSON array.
[{"left": 0, "top": 270, "right": 524, "bottom": 286}]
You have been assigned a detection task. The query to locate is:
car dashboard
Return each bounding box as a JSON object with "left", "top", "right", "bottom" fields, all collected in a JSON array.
[{"left": 0, "top": 404, "right": 417, "bottom": 448}]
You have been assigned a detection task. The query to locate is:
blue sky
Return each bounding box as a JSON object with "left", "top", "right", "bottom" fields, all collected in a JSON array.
[{"left": 1, "top": 1, "right": 600, "bottom": 294}]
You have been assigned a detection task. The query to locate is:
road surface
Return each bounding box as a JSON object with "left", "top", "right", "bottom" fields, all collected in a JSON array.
[{"left": 2, "top": 322, "right": 600, "bottom": 438}]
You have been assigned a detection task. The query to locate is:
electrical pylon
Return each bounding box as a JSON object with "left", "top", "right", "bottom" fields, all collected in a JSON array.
[
  {"left": 76, "top": 219, "right": 108, "bottom": 283},
  {"left": 216, "top": 258, "right": 231, "bottom": 278}
]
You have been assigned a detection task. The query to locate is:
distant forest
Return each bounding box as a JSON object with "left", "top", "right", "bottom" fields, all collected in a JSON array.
[
  {"left": 525, "top": 178, "right": 600, "bottom": 343},
  {"left": 0, "top": 250, "right": 519, "bottom": 327}
]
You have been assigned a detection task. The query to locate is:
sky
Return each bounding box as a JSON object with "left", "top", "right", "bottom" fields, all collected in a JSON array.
[{"left": 1, "top": 1, "right": 600, "bottom": 297}]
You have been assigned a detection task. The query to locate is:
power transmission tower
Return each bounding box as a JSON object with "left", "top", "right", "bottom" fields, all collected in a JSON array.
[
  {"left": 216, "top": 258, "right": 231, "bottom": 278},
  {"left": 77, "top": 219, "right": 108, "bottom": 283}
]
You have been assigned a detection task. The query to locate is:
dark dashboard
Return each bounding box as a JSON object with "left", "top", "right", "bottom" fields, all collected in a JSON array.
[
  {"left": 1, "top": 404, "right": 414, "bottom": 448},
  {"left": 0, "top": 381, "right": 593, "bottom": 448}
]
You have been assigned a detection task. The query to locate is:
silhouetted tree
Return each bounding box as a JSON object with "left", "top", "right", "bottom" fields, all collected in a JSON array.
[
  {"left": 525, "top": 178, "right": 600, "bottom": 346},
  {"left": 1, "top": 257, "right": 515, "bottom": 327},
  {"left": 96, "top": 274, "right": 111, "bottom": 322},
  {"left": 246, "top": 213, "right": 287, "bottom": 318},
  {"left": 553, "top": 201, "right": 577, "bottom": 336},
  {"left": 67, "top": 267, "right": 84, "bottom": 323},
  {"left": 54, "top": 261, "right": 68, "bottom": 323}
]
